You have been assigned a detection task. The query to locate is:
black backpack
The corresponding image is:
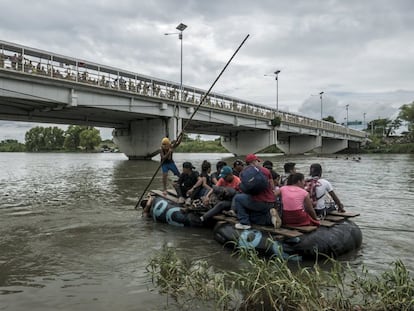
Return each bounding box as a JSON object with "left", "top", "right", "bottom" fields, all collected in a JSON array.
[{"left": 239, "top": 166, "right": 269, "bottom": 195}]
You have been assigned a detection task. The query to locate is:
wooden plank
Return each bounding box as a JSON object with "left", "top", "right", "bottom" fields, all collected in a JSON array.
[
  {"left": 212, "top": 215, "right": 303, "bottom": 238},
  {"left": 150, "top": 190, "right": 180, "bottom": 204},
  {"left": 325, "top": 215, "right": 345, "bottom": 222},
  {"left": 213, "top": 215, "right": 237, "bottom": 223},
  {"left": 253, "top": 225, "right": 303, "bottom": 238},
  {"left": 167, "top": 188, "right": 177, "bottom": 196},
  {"left": 329, "top": 211, "right": 360, "bottom": 217},
  {"left": 283, "top": 225, "right": 318, "bottom": 233},
  {"left": 319, "top": 220, "right": 336, "bottom": 227}
]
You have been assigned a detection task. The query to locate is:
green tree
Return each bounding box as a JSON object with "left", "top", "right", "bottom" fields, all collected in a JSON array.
[
  {"left": 64, "top": 125, "right": 86, "bottom": 150},
  {"left": 323, "top": 115, "right": 337, "bottom": 123},
  {"left": 25, "top": 126, "right": 43, "bottom": 151},
  {"left": 25, "top": 126, "right": 65, "bottom": 151},
  {"left": 399, "top": 101, "right": 414, "bottom": 140},
  {"left": 79, "top": 127, "right": 101, "bottom": 151},
  {"left": 367, "top": 118, "right": 400, "bottom": 138},
  {"left": 0, "top": 139, "right": 25, "bottom": 152},
  {"left": 43, "top": 126, "right": 65, "bottom": 150},
  {"left": 399, "top": 101, "right": 414, "bottom": 124}
]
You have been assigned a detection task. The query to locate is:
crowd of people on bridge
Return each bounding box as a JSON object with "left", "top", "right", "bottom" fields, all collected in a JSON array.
[{"left": 142, "top": 136, "right": 346, "bottom": 230}]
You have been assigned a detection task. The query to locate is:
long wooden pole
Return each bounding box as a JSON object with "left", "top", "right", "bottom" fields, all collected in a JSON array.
[{"left": 134, "top": 34, "right": 250, "bottom": 209}]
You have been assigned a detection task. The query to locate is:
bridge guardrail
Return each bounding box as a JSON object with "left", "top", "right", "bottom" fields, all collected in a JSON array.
[{"left": 0, "top": 39, "right": 365, "bottom": 139}]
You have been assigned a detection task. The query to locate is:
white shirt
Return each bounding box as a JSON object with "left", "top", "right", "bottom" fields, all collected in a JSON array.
[{"left": 314, "top": 178, "right": 333, "bottom": 210}]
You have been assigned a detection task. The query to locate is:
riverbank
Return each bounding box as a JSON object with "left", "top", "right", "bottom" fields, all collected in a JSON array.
[
  {"left": 2, "top": 138, "right": 414, "bottom": 154},
  {"left": 149, "top": 246, "right": 414, "bottom": 310}
]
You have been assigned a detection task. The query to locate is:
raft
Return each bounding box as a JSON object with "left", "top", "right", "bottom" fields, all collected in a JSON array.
[
  {"left": 145, "top": 190, "right": 363, "bottom": 260},
  {"left": 213, "top": 217, "right": 362, "bottom": 260}
]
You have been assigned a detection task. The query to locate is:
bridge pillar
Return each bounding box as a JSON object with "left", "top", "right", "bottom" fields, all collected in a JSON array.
[
  {"left": 221, "top": 130, "right": 276, "bottom": 156},
  {"left": 113, "top": 118, "right": 181, "bottom": 160},
  {"left": 276, "top": 135, "right": 322, "bottom": 154},
  {"left": 320, "top": 139, "right": 349, "bottom": 154}
]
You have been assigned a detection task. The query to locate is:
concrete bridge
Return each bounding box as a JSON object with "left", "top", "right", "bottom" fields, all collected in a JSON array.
[{"left": 0, "top": 39, "right": 366, "bottom": 159}]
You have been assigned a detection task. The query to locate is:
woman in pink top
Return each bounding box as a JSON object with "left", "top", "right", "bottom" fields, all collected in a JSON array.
[{"left": 276, "top": 173, "right": 319, "bottom": 227}]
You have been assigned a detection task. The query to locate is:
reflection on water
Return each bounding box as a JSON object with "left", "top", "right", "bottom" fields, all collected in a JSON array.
[{"left": 0, "top": 152, "right": 413, "bottom": 310}]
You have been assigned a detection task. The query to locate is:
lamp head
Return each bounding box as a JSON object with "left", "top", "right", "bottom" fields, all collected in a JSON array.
[{"left": 176, "top": 23, "right": 187, "bottom": 31}]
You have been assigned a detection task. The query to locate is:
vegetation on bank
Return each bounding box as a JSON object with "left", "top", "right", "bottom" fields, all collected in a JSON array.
[
  {"left": 0, "top": 139, "right": 26, "bottom": 152},
  {"left": 147, "top": 246, "right": 414, "bottom": 311},
  {"left": 175, "top": 135, "right": 227, "bottom": 153},
  {"left": 0, "top": 125, "right": 104, "bottom": 152}
]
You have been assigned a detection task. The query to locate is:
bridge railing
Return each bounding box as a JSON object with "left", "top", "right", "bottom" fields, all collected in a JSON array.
[{"left": 0, "top": 40, "right": 365, "bottom": 139}]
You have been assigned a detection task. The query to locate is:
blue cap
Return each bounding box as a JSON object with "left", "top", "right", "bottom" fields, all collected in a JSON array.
[{"left": 218, "top": 166, "right": 233, "bottom": 178}]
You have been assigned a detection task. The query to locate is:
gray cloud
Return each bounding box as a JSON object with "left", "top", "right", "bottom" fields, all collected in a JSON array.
[{"left": 1, "top": 0, "right": 413, "bottom": 141}]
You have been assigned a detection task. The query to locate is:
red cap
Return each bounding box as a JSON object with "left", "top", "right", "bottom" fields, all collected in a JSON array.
[{"left": 245, "top": 153, "right": 261, "bottom": 163}]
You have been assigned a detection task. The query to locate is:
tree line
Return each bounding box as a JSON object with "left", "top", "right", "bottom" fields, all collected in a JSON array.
[
  {"left": 1, "top": 101, "right": 413, "bottom": 152},
  {"left": 323, "top": 101, "right": 414, "bottom": 139},
  {"left": 0, "top": 125, "right": 102, "bottom": 152}
]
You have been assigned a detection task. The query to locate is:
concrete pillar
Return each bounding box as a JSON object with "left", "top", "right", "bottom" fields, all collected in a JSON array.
[
  {"left": 221, "top": 129, "right": 276, "bottom": 156},
  {"left": 320, "top": 139, "right": 348, "bottom": 154},
  {"left": 276, "top": 135, "right": 321, "bottom": 154},
  {"left": 113, "top": 117, "right": 181, "bottom": 160}
]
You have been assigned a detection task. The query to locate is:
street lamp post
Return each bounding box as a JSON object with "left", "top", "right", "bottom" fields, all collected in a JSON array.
[
  {"left": 165, "top": 23, "right": 187, "bottom": 101},
  {"left": 363, "top": 112, "right": 366, "bottom": 130},
  {"left": 275, "top": 70, "right": 280, "bottom": 112},
  {"left": 319, "top": 91, "right": 324, "bottom": 120},
  {"left": 264, "top": 70, "right": 281, "bottom": 112},
  {"left": 345, "top": 104, "right": 349, "bottom": 128}
]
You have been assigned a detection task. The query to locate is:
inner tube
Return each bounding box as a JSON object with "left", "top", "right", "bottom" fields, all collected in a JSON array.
[
  {"left": 213, "top": 222, "right": 300, "bottom": 261},
  {"left": 213, "top": 220, "right": 362, "bottom": 260},
  {"left": 150, "top": 196, "right": 203, "bottom": 227}
]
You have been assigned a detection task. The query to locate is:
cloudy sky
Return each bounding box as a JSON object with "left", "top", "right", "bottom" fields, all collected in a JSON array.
[{"left": 1, "top": 0, "right": 413, "bottom": 141}]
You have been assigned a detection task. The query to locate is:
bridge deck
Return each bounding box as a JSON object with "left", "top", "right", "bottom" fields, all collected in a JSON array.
[{"left": 0, "top": 39, "right": 366, "bottom": 140}]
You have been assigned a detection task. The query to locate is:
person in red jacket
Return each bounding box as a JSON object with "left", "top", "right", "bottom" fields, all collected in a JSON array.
[{"left": 233, "top": 154, "right": 280, "bottom": 230}]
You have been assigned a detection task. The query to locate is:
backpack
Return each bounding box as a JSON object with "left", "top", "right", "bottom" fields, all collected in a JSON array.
[
  {"left": 239, "top": 166, "right": 269, "bottom": 195},
  {"left": 304, "top": 177, "right": 325, "bottom": 207}
]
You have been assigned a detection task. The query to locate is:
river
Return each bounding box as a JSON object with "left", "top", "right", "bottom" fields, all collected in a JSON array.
[{"left": 0, "top": 152, "right": 413, "bottom": 310}]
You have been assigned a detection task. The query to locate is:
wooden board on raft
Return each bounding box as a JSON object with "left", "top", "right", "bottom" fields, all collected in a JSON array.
[
  {"left": 212, "top": 215, "right": 303, "bottom": 238},
  {"left": 150, "top": 190, "right": 180, "bottom": 204},
  {"left": 324, "top": 215, "right": 345, "bottom": 222},
  {"left": 283, "top": 225, "right": 318, "bottom": 233},
  {"left": 328, "top": 211, "right": 360, "bottom": 217},
  {"left": 319, "top": 220, "right": 336, "bottom": 227},
  {"left": 167, "top": 189, "right": 178, "bottom": 196}
]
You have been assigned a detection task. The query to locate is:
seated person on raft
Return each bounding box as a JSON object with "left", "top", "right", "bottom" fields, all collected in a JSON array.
[
  {"left": 281, "top": 162, "right": 296, "bottom": 186},
  {"left": 200, "top": 186, "right": 237, "bottom": 223},
  {"left": 232, "top": 159, "right": 244, "bottom": 177},
  {"left": 307, "top": 163, "right": 346, "bottom": 218},
  {"left": 233, "top": 154, "right": 281, "bottom": 230},
  {"left": 200, "top": 165, "right": 241, "bottom": 222},
  {"left": 211, "top": 160, "right": 227, "bottom": 185},
  {"left": 174, "top": 162, "right": 202, "bottom": 205},
  {"left": 198, "top": 160, "right": 213, "bottom": 198},
  {"left": 275, "top": 172, "right": 320, "bottom": 227}
]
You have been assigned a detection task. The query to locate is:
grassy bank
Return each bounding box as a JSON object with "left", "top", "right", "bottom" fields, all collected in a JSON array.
[
  {"left": 175, "top": 139, "right": 227, "bottom": 153},
  {"left": 362, "top": 142, "right": 414, "bottom": 153},
  {"left": 174, "top": 139, "right": 283, "bottom": 153},
  {"left": 147, "top": 246, "right": 414, "bottom": 310}
]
